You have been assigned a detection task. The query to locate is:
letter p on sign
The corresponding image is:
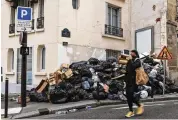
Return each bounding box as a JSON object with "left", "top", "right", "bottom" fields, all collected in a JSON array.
[{"left": 21, "top": 10, "right": 28, "bottom": 18}]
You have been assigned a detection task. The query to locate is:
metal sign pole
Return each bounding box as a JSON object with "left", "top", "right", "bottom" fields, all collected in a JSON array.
[
  {"left": 163, "top": 60, "right": 166, "bottom": 96},
  {"left": 21, "top": 0, "right": 28, "bottom": 107}
]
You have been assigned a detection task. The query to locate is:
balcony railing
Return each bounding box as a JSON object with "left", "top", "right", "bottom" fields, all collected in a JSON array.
[
  {"left": 9, "top": 24, "right": 15, "bottom": 34},
  {"left": 105, "top": 24, "right": 123, "bottom": 37},
  {"left": 36, "top": 17, "right": 44, "bottom": 29}
]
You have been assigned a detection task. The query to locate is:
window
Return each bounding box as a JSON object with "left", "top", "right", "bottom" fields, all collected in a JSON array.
[
  {"left": 17, "top": 48, "right": 33, "bottom": 85},
  {"left": 38, "top": 0, "right": 44, "bottom": 18},
  {"left": 41, "top": 47, "right": 46, "bottom": 70},
  {"left": 105, "top": 4, "right": 123, "bottom": 37},
  {"left": 9, "top": 7, "right": 15, "bottom": 34},
  {"left": 106, "top": 49, "right": 121, "bottom": 59},
  {"left": 107, "top": 5, "right": 121, "bottom": 27},
  {"left": 37, "top": 45, "right": 46, "bottom": 71},
  {"left": 10, "top": 7, "right": 15, "bottom": 24},
  {"left": 7, "top": 49, "right": 14, "bottom": 72},
  {"left": 72, "top": 0, "right": 79, "bottom": 9}
]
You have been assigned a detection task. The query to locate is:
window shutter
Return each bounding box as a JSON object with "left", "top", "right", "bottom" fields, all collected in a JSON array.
[
  {"left": 105, "top": 3, "right": 108, "bottom": 25},
  {"left": 117, "top": 8, "right": 121, "bottom": 28}
]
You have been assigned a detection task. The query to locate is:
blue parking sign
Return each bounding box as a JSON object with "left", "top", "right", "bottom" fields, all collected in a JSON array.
[{"left": 17, "top": 6, "right": 32, "bottom": 21}]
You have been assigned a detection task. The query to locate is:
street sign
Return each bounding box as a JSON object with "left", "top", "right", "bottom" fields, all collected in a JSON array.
[
  {"left": 157, "top": 46, "right": 172, "bottom": 96},
  {"left": 17, "top": 6, "right": 32, "bottom": 32},
  {"left": 20, "top": 47, "right": 29, "bottom": 55},
  {"left": 157, "top": 46, "right": 172, "bottom": 60}
]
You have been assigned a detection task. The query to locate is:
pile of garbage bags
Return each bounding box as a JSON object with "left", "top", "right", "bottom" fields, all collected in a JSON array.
[{"left": 27, "top": 54, "right": 178, "bottom": 104}]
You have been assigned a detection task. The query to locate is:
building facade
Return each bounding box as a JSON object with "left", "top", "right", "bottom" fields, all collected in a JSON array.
[
  {"left": 1, "top": 0, "right": 178, "bottom": 93},
  {"left": 1, "top": 0, "right": 131, "bottom": 93}
]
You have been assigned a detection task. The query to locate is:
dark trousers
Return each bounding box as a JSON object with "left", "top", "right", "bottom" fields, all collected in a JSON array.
[{"left": 126, "top": 85, "right": 141, "bottom": 112}]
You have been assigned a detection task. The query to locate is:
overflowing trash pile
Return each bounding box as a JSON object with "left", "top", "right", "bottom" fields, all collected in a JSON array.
[{"left": 25, "top": 53, "right": 178, "bottom": 104}]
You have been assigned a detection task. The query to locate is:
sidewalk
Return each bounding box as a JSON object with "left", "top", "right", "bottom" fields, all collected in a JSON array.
[{"left": 1, "top": 93, "right": 178, "bottom": 119}]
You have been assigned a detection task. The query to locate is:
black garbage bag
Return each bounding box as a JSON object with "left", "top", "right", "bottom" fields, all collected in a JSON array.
[
  {"left": 92, "top": 65, "right": 104, "bottom": 72},
  {"left": 88, "top": 58, "right": 100, "bottom": 65},
  {"left": 70, "top": 95, "right": 80, "bottom": 102},
  {"left": 106, "top": 57, "right": 117, "bottom": 63},
  {"left": 29, "top": 90, "right": 48, "bottom": 102},
  {"left": 88, "top": 93, "right": 94, "bottom": 100},
  {"left": 69, "top": 61, "right": 87, "bottom": 69},
  {"left": 77, "top": 89, "right": 88, "bottom": 100},
  {"left": 49, "top": 89, "right": 68, "bottom": 104},
  {"left": 80, "top": 68, "right": 92, "bottom": 78},
  {"left": 49, "top": 82, "right": 69, "bottom": 104},
  {"left": 100, "top": 61, "right": 112, "bottom": 69},
  {"left": 168, "top": 85, "right": 178, "bottom": 93},
  {"left": 109, "top": 80, "right": 124, "bottom": 94},
  {"left": 108, "top": 94, "right": 119, "bottom": 100},
  {"left": 92, "top": 91, "right": 107, "bottom": 100},
  {"left": 68, "top": 75, "right": 82, "bottom": 85}
]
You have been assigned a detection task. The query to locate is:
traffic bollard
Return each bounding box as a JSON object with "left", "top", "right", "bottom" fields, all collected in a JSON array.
[{"left": 4, "top": 77, "right": 9, "bottom": 118}]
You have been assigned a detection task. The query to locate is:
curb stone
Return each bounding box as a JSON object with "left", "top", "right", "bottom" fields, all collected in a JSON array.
[{"left": 12, "top": 95, "right": 178, "bottom": 119}]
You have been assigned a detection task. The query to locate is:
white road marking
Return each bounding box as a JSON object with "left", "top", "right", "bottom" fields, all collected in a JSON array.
[
  {"left": 174, "top": 102, "right": 178, "bottom": 105},
  {"left": 1, "top": 107, "right": 22, "bottom": 115},
  {"left": 112, "top": 104, "right": 165, "bottom": 110},
  {"left": 92, "top": 100, "right": 178, "bottom": 110}
]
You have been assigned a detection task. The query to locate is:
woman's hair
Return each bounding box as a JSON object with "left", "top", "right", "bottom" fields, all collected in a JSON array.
[{"left": 131, "top": 50, "right": 140, "bottom": 58}]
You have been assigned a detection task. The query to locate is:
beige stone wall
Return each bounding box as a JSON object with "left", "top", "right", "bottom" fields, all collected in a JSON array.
[
  {"left": 130, "top": 0, "right": 166, "bottom": 54},
  {"left": 57, "top": 0, "right": 131, "bottom": 50},
  {"left": 167, "top": 0, "right": 178, "bottom": 81}
]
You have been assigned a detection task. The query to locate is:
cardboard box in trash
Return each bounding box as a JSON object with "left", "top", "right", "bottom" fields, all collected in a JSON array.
[
  {"left": 63, "top": 69, "right": 73, "bottom": 79},
  {"left": 60, "top": 63, "right": 70, "bottom": 69},
  {"left": 17, "top": 96, "right": 30, "bottom": 104},
  {"left": 36, "top": 78, "right": 48, "bottom": 93},
  {"left": 118, "top": 55, "right": 130, "bottom": 64}
]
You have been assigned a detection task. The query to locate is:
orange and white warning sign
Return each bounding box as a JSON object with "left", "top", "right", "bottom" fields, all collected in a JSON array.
[{"left": 157, "top": 46, "right": 173, "bottom": 60}]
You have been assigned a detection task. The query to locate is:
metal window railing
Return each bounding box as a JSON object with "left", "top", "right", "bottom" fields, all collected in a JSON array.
[
  {"left": 36, "top": 17, "right": 44, "bottom": 29},
  {"left": 9, "top": 24, "right": 15, "bottom": 34},
  {"left": 105, "top": 24, "right": 123, "bottom": 37}
]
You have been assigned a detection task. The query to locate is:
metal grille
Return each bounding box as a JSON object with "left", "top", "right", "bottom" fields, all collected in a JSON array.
[
  {"left": 37, "top": 17, "right": 44, "bottom": 29},
  {"left": 9, "top": 24, "right": 15, "bottom": 34},
  {"left": 106, "top": 49, "right": 121, "bottom": 59},
  {"left": 105, "top": 24, "right": 123, "bottom": 37}
]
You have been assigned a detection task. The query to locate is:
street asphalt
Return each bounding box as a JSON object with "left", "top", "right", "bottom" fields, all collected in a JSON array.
[{"left": 31, "top": 100, "right": 178, "bottom": 119}]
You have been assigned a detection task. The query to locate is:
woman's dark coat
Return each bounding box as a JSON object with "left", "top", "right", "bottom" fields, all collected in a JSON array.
[{"left": 125, "top": 58, "right": 141, "bottom": 87}]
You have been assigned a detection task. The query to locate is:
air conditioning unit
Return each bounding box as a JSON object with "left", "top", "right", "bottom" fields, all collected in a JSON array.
[{"left": 29, "top": 0, "right": 38, "bottom": 3}]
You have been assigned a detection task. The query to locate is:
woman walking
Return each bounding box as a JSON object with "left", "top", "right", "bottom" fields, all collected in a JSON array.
[{"left": 125, "top": 50, "right": 144, "bottom": 118}]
